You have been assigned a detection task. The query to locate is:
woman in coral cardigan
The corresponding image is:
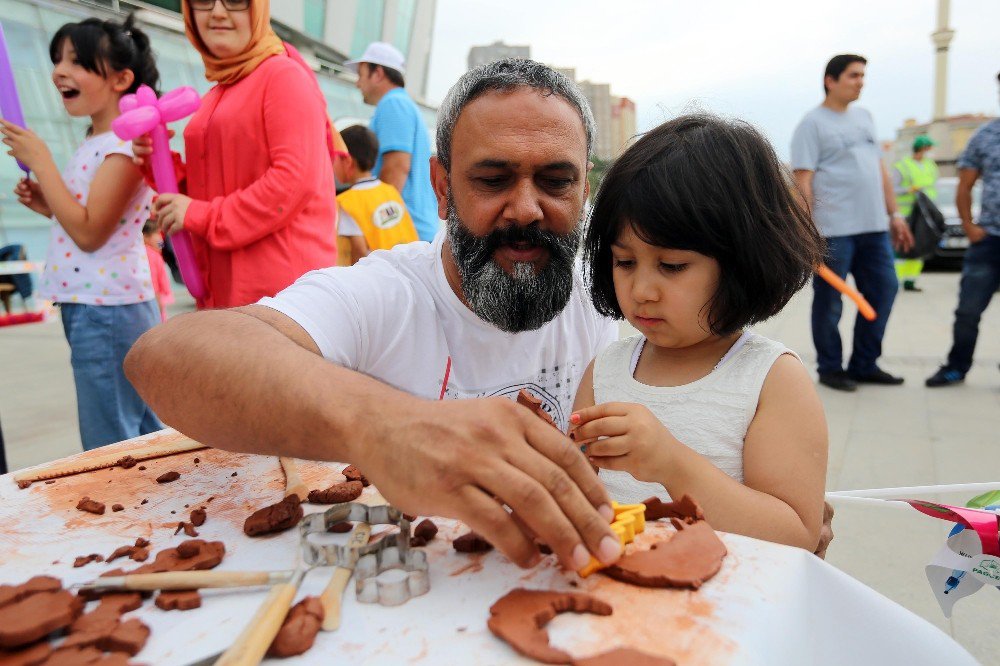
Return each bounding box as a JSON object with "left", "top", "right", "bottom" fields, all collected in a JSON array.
[{"left": 140, "top": 0, "right": 340, "bottom": 308}]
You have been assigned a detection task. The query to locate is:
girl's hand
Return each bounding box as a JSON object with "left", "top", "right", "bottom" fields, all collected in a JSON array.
[
  {"left": 570, "top": 402, "right": 675, "bottom": 482},
  {"left": 14, "top": 178, "right": 51, "bottom": 217},
  {"left": 0, "top": 120, "right": 53, "bottom": 173},
  {"left": 153, "top": 193, "right": 193, "bottom": 236}
]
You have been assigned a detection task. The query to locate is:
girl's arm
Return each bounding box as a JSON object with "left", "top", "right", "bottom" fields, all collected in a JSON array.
[
  {"left": 575, "top": 355, "right": 827, "bottom": 550},
  {"left": 2, "top": 120, "right": 144, "bottom": 252},
  {"left": 661, "top": 355, "right": 827, "bottom": 549},
  {"left": 179, "top": 67, "right": 332, "bottom": 251},
  {"left": 33, "top": 154, "right": 144, "bottom": 253}
]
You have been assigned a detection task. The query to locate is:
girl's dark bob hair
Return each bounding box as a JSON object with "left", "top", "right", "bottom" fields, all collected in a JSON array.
[
  {"left": 49, "top": 14, "right": 159, "bottom": 96},
  {"left": 583, "top": 113, "right": 824, "bottom": 336}
]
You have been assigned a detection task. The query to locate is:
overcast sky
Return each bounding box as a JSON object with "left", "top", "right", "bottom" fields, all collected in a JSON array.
[{"left": 426, "top": 0, "right": 999, "bottom": 159}]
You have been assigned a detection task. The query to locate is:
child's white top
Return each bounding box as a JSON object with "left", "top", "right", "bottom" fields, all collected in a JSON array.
[
  {"left": 41, "top": 132, "right": 155, "bottom": 306},
  {"left": 593, "top": 332, "right": 798, "bottom": 504}
]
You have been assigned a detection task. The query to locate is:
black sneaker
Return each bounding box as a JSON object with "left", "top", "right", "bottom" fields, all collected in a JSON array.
[
  {"left": 849, "top": 368, "right": 904, "bottom": 385},
  {"left": 903, "top": 281, "right": 922, "bottom": 292},
  {"left": 819, "top": 371, "right": 858, "bottom": 392},
  {"left": 925, "top": 367, "right": 965, "bottom": 387}
]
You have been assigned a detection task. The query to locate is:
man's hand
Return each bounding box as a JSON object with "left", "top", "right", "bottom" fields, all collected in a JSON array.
[
  {"left": 964, "top": 222, "right": 988, "bottom": 245},
  {"left": 14, "top": 178, "right": 51, "bottom": 217},
  {"left": 153, "top": 193, "right": 193, "bottom": 236},
  {"left": 570, "top": 402, "right": 674, "bottom": 483},
  {"left": 360, "top": 397, "right": 621, "bottom": 571},
  {"left": 890, "top": 215, "right": 915, "bottom": 253},
  {"left": 0, "top": 120, "right": 54, "bottom": 173}
]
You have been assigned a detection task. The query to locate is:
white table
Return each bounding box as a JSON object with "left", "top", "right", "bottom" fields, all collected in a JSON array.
[{"left": 1, "top": 430, "right": 978, "bottom": 665}]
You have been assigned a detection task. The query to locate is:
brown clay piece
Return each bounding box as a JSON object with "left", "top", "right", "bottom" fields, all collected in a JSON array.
[
  {"left": 0, "top": 577, "right": 61, "bottom": 610},
  {"left": 0, "top": 589, "right": 83, "bottom": 649},
  {"left": 125, "top": 539, "right": 225, "bottom": 574},
  {"left": 307, "top": 480, "right": 363, "bottom": 504},
  {"left": 155, "top": 590, "right": 201, "bottom": 611},
  {"left": 487, "top": 589, "right": 612, "bottom": 664},
  {"left": 516, "top": 389, "right": 558, "bottom": 428},
  {"left": 327, "top": 522, "right": 352, "bottom": 533},
  {"left": 642, "top": 494, "right": 704, "bottom": 523},
  {"left": 453, "top": 531, "right": 493, "bottom": 553},
  {"left": 137, "top": 466, "right": 146, "bottom": 471},
  {"left": 115, "top": 456, "right": 137, "bottom": 469},
  {"left": 44, "top": 647, "right": 130, "bottom": 665},
  {"left": 133, "top": 538, "right": 149, "bottom": 549},
  {"left": 340, "top": 465, "right": 369, "bottom": 487},
  {"left": 110, "top": 504, "right": 124, "bottom": 513},
  {"left": 410, "top": 519, "right": 439, "bottom": 547},
  {"left": 244, "top": 495, "right": 303, "bottom": 537},
  {"left": 156, "top": 471, "right": 180, "bottom": 484},
  {"left": 571, "top": 648, "right": 676, "bottom": 666},
  {"left": 267, "top": 597, "right": 324, "bottom": 658},
  {"left": 189, "top": 508, "right": 206, "bottom": 526},
  {"left": 604, "top": 518, "right": 726, "bottom": 589},
  {"left": 73, "top": 555, "right": 104, "bottom": 568},
  {"left": 75, "top": 498, "right": 105, "bottom": 515},
  {"left": 173, "top": 522, "right": 199, "bottom": 538},
  {"left": 0, "top": 640, "right": 51, "bottom": 665}
]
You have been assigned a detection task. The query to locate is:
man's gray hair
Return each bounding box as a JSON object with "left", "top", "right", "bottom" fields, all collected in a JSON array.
[{"left": 436, "top": 58, "right": 595, "bottom": 171}]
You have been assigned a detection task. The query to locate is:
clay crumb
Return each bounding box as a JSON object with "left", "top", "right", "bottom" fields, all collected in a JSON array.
[
  {"left": 341, "top": 465, "right": 370, "bottom": 487},
  {"left": 112, "top": 504, "right": 124, "bottom": 512},
  {"left": 16, "top": 480, "right": 31, "bottom": 489},
  {"left": 174, "top": 522, "right": 199, "bottom": 538},
  {"left": 140, "top": 499, "right": 148, "bottom": 505},
  {"left": 190, "top": 508, "right": 206, "bottom": 526},
  {"left": 155, "top": 590, "right": 201, "bottom": 611},
  {"left": 453, "top": 531, "right": 493, "bottom": 553},
  {"left": 327, "top": 522, "right": 353, "bottom": 533},
  {"left": 156, "top": 471, "right": 180, "bottom": 484},
  {"left": 231, "top": 472, "right": 237, "bottom": 477},
  {"left": 73, "top": 554, "right": 104, "bottom": 568},
  {"left": 193, "top": 458, "right": 200, "bottom": 464},
  {"left": 45, "top": 480, "right": 57, "bottom": 485},
  {"left": 138, "top": 465, "right": 146, "bottom": 471},
  {"left": 76, "top": 497, "right": 105, "bottom": 515},
  {"left": 116, "top": 456, "right": 138, "bottom": 469}
]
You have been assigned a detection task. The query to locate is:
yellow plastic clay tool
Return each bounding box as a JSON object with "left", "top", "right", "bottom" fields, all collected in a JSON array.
[{"left": 577, "top": 501, "right": 647, "bottom": 578}]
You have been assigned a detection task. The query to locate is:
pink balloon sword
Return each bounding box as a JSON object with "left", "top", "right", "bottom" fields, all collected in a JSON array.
[
  {"left": 112, "top": 85, "right": 205, "bottom": 300},
  {"left": 0, "top": 22, "right": 30, "bottom": 175}
]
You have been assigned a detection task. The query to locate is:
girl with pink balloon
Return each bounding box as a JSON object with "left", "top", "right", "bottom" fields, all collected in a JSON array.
[
  {"left": 0, "top": 15, "right": 164, "bottom": 450},
  {"left": 134, "top": 0, "right": 340, "bottom": 309}
]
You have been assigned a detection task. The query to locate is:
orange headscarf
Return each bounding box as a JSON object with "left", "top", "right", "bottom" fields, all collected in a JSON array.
[
  {"left": 181, "top": 0, "right": 348, "bottom": 160},
  {"left": 182, "top": 0, "right": 285, "bottom": 86}
]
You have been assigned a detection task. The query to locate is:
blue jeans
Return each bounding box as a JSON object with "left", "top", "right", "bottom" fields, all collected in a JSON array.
[
  {"left": 60, "top": 301, "right": 164, "bottom": 450},
  {"left": 812, "top": 232, "right": 899, "bottom": 376},
  {"left": 945, "top": 235, "right": 1000, "bottom": 374}
]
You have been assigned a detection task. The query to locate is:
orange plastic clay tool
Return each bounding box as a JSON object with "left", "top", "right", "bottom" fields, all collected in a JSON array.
[
  {"left": 578, "top": 502, "right": 647, "bottom": 578},
  {"left": 815, "top": 264, "right": 877, "bottom": 322}
]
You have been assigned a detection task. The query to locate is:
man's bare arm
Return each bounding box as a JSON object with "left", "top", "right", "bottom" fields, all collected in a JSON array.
[
  {"left": 793, "top": 169, "right": 814, "bottom": 215},
  {"left": 379, "top": 151, "right": 411, "bottom": 193},
  {"left": 124, "top": 306, "right": 620, "bottom": 570},
  {"left": 956, "top": 168, "right": 985, "bottom": 243}
]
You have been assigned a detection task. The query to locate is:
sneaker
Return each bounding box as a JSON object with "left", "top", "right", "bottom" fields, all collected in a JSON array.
[
  {"left": 849, "top": 367, "right": 904, "bottom": 385},
  {"left": 819, "top": 370, "right": 858, "bottom": 392},
  {"left": 925, "top": 366, "right": 965, "bottom": 387},
  {"left": 903, "top": 281, "right": 922, "bottom": 292}
]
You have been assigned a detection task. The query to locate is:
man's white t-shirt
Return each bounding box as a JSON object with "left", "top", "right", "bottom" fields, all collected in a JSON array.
[{"left": 258, "top": 231, "right": 617, "bottom": 430}]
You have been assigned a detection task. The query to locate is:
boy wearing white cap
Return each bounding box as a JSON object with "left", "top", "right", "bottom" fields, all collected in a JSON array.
[{"left": 347, "top": 42, "right": 439, "bottom": 242}]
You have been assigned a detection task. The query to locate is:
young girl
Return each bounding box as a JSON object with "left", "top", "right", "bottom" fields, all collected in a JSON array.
[
  {"left": 573, "top": 114, "right": 828, "bottom": 551},
  {"left": 143, "top": 219, "right": 174, "bottom": 322},
  {"left": 1, "top": 16, "right": 163, "bottom": 450}
]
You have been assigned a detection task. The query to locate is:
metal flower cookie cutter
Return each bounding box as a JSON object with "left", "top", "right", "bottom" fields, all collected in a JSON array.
[{"left": 299, "top": 502, "right": 430, "bottom": 605}]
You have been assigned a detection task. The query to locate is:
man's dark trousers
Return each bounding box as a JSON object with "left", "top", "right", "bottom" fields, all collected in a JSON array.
[
  {"left": 945, "top": 235, "right": 1000, "bottom": 374},
  {"left": 812, "top": 231, "right": 898, "bottom": 376}
]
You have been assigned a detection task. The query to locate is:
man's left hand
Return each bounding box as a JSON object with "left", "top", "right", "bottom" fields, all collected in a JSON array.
[
  {"left": 0, "top": 120, "right": 53, "bottom": 173},
  {"left": 890, "top": 215, "right": 914, "bottom": 253},
  {"left": 153, "top": 193, "right": 192, "bottom": 236}
]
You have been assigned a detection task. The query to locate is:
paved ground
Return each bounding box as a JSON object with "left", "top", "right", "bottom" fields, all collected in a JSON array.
[{"left": 2, "top": 271, "right": 998, "bottom": 662}]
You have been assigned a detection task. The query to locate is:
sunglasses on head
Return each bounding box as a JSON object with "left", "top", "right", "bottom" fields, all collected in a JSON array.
[{"left": 190, "top": 0, "right": 251, "bottom": 11}]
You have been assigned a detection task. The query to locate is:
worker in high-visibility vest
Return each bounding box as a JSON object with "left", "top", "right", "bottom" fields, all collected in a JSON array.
[{"left": 892, "top": 135, "right": 939, "bottom": 291}]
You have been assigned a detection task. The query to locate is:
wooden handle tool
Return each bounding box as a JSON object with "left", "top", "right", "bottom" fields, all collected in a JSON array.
[
  {"left": 13, "top": 435, "right": 206, "bottom": 486},
  {"left": 76, "top": 570, "right": 291, "bottom": 592},
  {"left": 279, "top": 457, "right": 309, "bottom": 501},
  {"left": 319, "top": 522, "right": 372, "bottom": 631},
  {"left": 214, "top": 570, "right": 303, "bottom": 666}
]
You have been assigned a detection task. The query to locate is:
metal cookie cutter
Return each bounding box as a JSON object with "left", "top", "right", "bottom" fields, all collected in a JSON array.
[{"left": 299, "top": 502, "right": 429, "bottom": 605}]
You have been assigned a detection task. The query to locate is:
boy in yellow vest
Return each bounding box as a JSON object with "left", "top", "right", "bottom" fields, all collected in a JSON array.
[
  {"left": 893, "top": 135, "right": 939, "bottom": 291},
  {"left": 335, "top": 125, "right": 419, "bottom": 266}
]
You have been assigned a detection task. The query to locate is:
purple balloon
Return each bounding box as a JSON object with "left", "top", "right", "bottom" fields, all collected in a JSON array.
[{"left": 0, "top": 21, "right": 29, "bottom": 174}]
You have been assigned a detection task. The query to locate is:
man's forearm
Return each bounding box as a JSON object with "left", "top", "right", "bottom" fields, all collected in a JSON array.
[
  {"left": 124, "top": 309, "right": 414, "bottom": 463},
  {"left": 957, "top": 188, "right": 974, "bottom": 227}
]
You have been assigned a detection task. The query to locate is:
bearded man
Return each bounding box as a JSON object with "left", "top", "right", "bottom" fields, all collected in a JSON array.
[{"left": 125, "top": 59, "right": 624, "bottom": 573}]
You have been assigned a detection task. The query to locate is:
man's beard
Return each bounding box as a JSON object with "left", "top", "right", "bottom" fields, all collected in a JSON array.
[{"left": 446, "top": 194, "right": 582, "bottom": 333}]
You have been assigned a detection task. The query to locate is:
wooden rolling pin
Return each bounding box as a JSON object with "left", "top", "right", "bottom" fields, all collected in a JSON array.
[{"left": 75, "top": 570, "right": 293, "bottom": 593}]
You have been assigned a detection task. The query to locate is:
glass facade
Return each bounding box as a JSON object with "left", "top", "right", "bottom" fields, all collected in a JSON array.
[
  {"left": 393, "top": 0, "right": 416, "bottom": 57},
  {"left": 0, "top": 0, "right": 435, "bottom": 268},
  {"left": 303, "top": 0, "right": 326, "bottom": 41},
  {"left": 349, "top": 0, "right": 384, "bottom": 58}
]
